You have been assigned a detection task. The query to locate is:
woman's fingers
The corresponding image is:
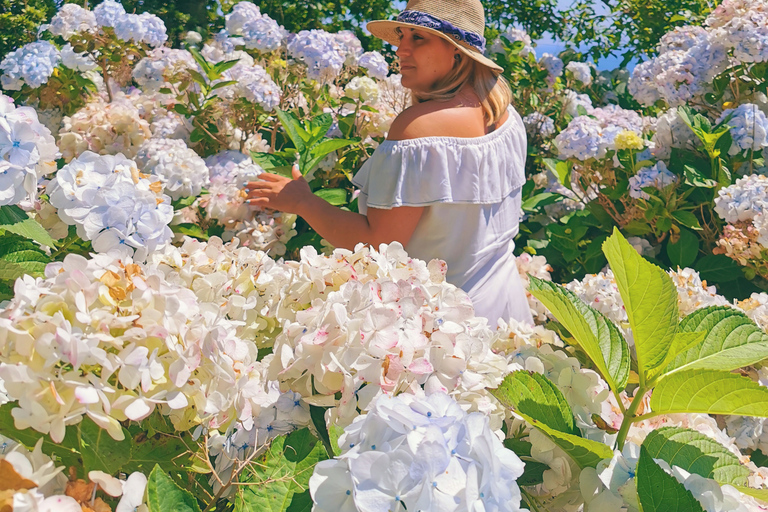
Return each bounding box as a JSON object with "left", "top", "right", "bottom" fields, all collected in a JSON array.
[{"left": 258, "top": 172, "right": 284, "bottom": 182}]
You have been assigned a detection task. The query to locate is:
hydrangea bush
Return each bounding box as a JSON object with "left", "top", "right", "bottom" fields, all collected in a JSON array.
[{"left": 1, "top": 1, "right": 768, "bottom": 511}]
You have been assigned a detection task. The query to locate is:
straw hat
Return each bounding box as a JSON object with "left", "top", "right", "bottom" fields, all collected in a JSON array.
[{"left": 366, "top": 0, "right": 503, "bottom": 73}]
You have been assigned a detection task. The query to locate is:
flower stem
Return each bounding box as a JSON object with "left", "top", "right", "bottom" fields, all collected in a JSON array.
[{"left": 615, "top": 385, "right": 646, "bottom": 451}]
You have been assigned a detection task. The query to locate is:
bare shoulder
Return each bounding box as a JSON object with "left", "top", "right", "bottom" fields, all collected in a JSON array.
[{"left": 387, "top": 102, "right": 488, "bottom": 141}]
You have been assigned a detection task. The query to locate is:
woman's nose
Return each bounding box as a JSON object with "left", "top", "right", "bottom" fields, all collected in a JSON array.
[{"left": 395, "top": 40, "right": 411, "bottom": 56}]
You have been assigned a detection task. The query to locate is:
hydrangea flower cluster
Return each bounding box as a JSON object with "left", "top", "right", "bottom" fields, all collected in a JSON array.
[
  {"left": 334, "top": 30, "right": 364, "bottom": 66},
  {"left": 242, "top": 13, "right": 287, "bottom": 52},
  {"left": 357, "top": 51, "right": 389, "bottom": 79},
  {"left": 717, "top": 103, "right": 768, "bottom": 155},
  {"left": 345, "top": 76, "right": 379, "bottom": 104},
  {"left": 225, "top": 1, "right": 262, "bottom": 36},
  {"left": 132, "top": 48, "right": 196, "bottom": 92},
  {"left": 566, "top": 61, "right": 593, "bottom": 86},
  {"left": 562, "top": 89, "right": 593, "bottom": 117},
  {"left": 113, "top": 12, "right": 168, "bottom": 48},
  {"left": 539, "top": 53, "right": 564, "bottom": 82},
  {"left": 219, "top": 62, "right": 282, "bottom": 110},
  {"left": 515, "top": 252, "right": 554, "bottom": 322},
  {"left": 714, "top": 174, "right": 768, "bottom": 269},
  {"left": 651, "top": 108, "right": 698, "bottom": 159},
  {"left": 628, "top": 161, "right": 678, "bottom": 199},
  {"left": 0, "top": 251, "right": 289, "bottom": 443},
  {"left": 0, "top": 94, "right": 59, "bottom": 206},
  {"left": 523, "top": 112, "right": 556, "bottom": 138},
  {"left": 58, "top": 97, "right": 152, "bottom": 161},
  {"left": 46, "top": 3, "right": 97, "bottom": 40},
  {"left": 203, "top": 150, "right": 263, "bottom": 222},
  {"left": 60, "top": 43, "right": 98, "bottom": 72},
  {"left": 0, "top": 40, "right": 61, "bottom": 90},
  {"left": 288, "top": 29, "right": 346, "bottom": 82},
  {"left": 489, "top": 27, "right": 534, "bottom": 58},
  {"left": 46, "top": 151, "right": 173, "bottom": 258},
  {"left": 93, "top": 0, "right": 126, "bottom": 28},
  {"left": 714, "top": 174, "right": 768, "bottom": 224},
  {"left": 629, "top": 24, "right": 730, "bottom": 106},
  {"left": 268, "top": 242, "right": 507, "bottom": 426},
  {"left": 135, "top": 138, "right": 210, "bottom": 200},
  {"left": 310, "top": 392, "right": 525, "bottom": 512},
  {"left": 555, "top": 105, "right": 643, "bottom": 161}
]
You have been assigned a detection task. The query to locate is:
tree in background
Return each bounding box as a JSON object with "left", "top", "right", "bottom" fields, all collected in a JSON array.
[{"left": 0, "top": 0, "right": 57, "bottom": 61}]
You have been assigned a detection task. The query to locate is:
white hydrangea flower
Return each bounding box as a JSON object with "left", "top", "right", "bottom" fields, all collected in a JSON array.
[
  {"left": 288, "top": 29, "right": 346, "bottom": 83},
  {"left": 334, "top": 30, "right": 364, "bottom": 66},
  {"left": 515, "top": 252, "right": 554, "bottom": 323},
  {"left": 0, "top": 93, "right": 59, "bottom": 206},
  {"left": 150, "top": 110, "right": 192, "bottom": 142},
  {"left": 717, "top": 103, "right": 768, "bottom": 155},
  {"left": 489, "top": 27, "right": 534, "bottom": 58},
  {"left": 717, "top": 11, "right": 768, "bottom": 63},
  {"left": 714, "top": 174, "right": 768, "bottom": 223},
  {"left": 0, "top": 40, "right": 61, "bottom": 90},
  {"left": 47, "top": 3, "right": 97, "bottom": 40},
  {"left": 132, "top": 48, "right": 196, "bottom": 92},
  {"left": 566, "top": 61, "right": 593, "bottom": 86},
  {"left": 58, "top": 97, "right": 152, "bottom": 161},
  {"left": 228, "top": 211, "right": 297, "bottom": 256},
  {"left": 562, "top": 89, "right": 593, "bottom": 117},
  {"left": 46, "top": 151, "right": 173, "bottom": 259},
  {"left": 268, "top": 242, "right": 506, "bottom": 425},
  {"left": 93, "top": 0, "right": 126, "bottom": 28},
  {"left": 655, "top": 460, "right": 759, "bottom": 512},
  {"left": 309, "top": 392, "right": 525, "bottom": 512},
  {"left": 242, "top": 14, "right": 287, "bottom": 52},
  {"left": 357, "top": 51, "right": 389, "bottom": 79},
  {"left": 523, "top": 112, "right": 556, "bottom": 138},
  {"left": 651, "top": 108, "right": 697, "bottom": 159},
  {"left": 628, "top": 59, "right": 663, "bottom": 107},
  {"left": 114, "top": 13, "right": 168, "bottom": 47},
  {"left": 60, "top": 43, "right": 98, "bottom": 72},
  {"left": 203, "top": 150, "right": 263, "bottom": 222},
  {"left": 218, "top": 62, "right": 282, "bottom": 110},
  {"left": 555, "top": 105, "right": 643, "bottom": 161},
  {"left": 226, "top": 1, "right": 261, "bottom": 36},
  {"left": 628, "top": 161, "right": 678, "bottom": 199},
  {"left": 659, "top": 25, "right": 710, "bottom": 52},
  {"left": 345, "top": 76, "right": 379, "bottom": 104},
  {"left": 540, "top": 53, "right": 564, "bottom": 80},
  {"left": 135, "top": 138, "right": 209, "bottom": 200}
]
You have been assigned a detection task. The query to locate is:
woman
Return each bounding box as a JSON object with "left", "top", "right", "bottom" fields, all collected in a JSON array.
[{"left": 245, "top": 0, "right": 534, "bottom": 326}]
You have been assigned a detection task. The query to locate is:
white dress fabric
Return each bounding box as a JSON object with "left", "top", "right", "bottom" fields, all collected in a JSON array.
[{"left": 352, "top": 105, "right": 534, "bottom": 326}]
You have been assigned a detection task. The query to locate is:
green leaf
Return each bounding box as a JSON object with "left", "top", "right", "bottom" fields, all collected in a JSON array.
[
  {"left": 636, "top": 444, "right": 705, "bottom": 512},
  {"left": 602, "top": 228, "right": 678, "bottom": 381},
  {"left": 0, "top": 403, "right": 82, "bottom": 471},
  {"left": 543, "top": 158, "right": 572, "bottom": 190},
  {"left": 284, "top": 428, "right": 319, "bottom": 463},
  {"left": 513, "top": 411, "right": 612, "bottom": 469},
  {"left": 171, "top": 223, "right": 209, "bottom": 241},
  {"left": 172, "top": 195, "right": 198, "bottom": 210},
  {"left": 147, "top": 464, "right": 202, "bottom": 512},
  {"left": 210, "top": 79, "right": 238, "bottom": 91},
  {"left": 652, "top": 331, "right": 707, "bottom": 381},
  {"left": 733, "top": 485, "right": 768, "bottom": 504},
  {"left": 652, "top": 370, "right": 768, "bottom": 417},
  {"left": 643, "top": 427, "right": 749, "bottom": 485},
  {"left": 671, "top": 211, "right": 702, "bottom": 230},
  {"left": 79, "top": 418, "right": 132, "bottom": 474},
  {"left": 529, "top": 277, "right": 630, "bottom": 392},
  {"left": 696, "top": 254, "right": 743, "bottom": 283},
  {"left": 664, "top": 307, "right": 768, "bottom": 375},
  {"left": 314, "top": 188, "right": 347, "bottom": 206},
  {"left": 491, "top": 371, "right": 578, "bottom": 435},
  {"left": 0, "top": 258, "right": 27, "bottom": 281},
  {"left": 213, "top": 58, "right": 241, "bottom": 75},
  {"left": 276, "top": 109, "right": 309, "bottom": 152},
  {"left": 667, "top": 228, "right": 700, "bottom": 268},
  {"left": 285, "top": 489, "right": 313, "bottom": 512},
  {"left": 302, "top": 138, "right": 359, "bottom": 175},
  {"left": 235, "top": 434, "right": 327, "bottom": 512},
  {"left": 0, "top": 205, "right": 56, "bottom": 247},
  {"left": 522, "top": 192, "right": 562, "bottom": 212},
  {"left": 683, "top": 165, "right": 717, "bottom": 188}
]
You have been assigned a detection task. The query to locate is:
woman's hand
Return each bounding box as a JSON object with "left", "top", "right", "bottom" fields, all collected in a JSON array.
[{"left": 244, "top": 164, "right": 313, "bottom": 214}]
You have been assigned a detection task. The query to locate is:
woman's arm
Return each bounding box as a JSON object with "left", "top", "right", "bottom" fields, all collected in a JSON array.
[{"left": 245, "top": 165, "right": 423, "bottom": 250}]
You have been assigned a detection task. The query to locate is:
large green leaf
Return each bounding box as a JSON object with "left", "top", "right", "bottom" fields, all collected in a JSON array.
[
  {"left": 664, "top": 307, "right": 768, "bottom": 375},
  {"left": 529, "top": 277, "right": 630, "bottom": 392},
  {"left": 643, "top": 427, "right": 749, "bottom": 485},
  {"left": 147, "top": 464, "right": 202, "bottom": 512},
  {"left": 79, "top": 418, "right": 132, "bottom": 474},
  {"left": 652, "top": 370, "right": 768, "bottom": 416},
  {"left": 0, "top": 205, "right": 56, "bottom": 247},
  {"left": 276, "top": 109, "right": 309, "bottom": 152},
  {"left": 303, "top": 138, "right": 359, "bottom": 176},
  {"left": 314, "top": 188, "right": 347, "bottom": 206},
  {"left": 235, "top": 434, "right": 327, "bottom": 512},
  {"left": 514, "top": 411, "right": 612, "bottom": 469},
  {"left": 492, "top": 370, "right": 578, "bottom": 435},
  {"left": 602, "top": 228, "right": 678, "bottom": 380},
  {"left": 636, "top": 445, "right": 705, "bottom": 512},
  {"left": 733, "top": 485, "right": 768, "bottom": 504}
]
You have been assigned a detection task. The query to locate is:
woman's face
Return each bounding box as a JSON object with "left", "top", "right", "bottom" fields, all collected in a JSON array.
[{"left": 395, "top": 27, "right": 458, "bottom": 92}]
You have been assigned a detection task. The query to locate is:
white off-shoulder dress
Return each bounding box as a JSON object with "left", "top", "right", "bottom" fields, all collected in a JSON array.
[{"left": 351, "top": 105, "right": 534, "bottom": 326}]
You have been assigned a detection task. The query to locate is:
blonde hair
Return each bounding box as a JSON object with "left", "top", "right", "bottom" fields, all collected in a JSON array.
[{"left": 412, "top": 53, "right": 511, "bottom": 126}]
